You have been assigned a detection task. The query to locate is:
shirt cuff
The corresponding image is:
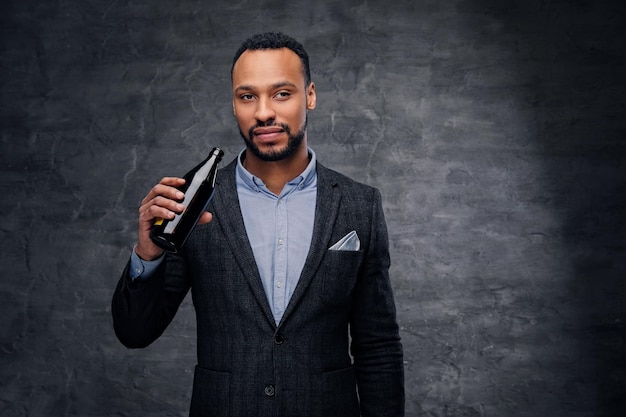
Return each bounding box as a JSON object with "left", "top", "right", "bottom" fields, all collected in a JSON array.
[{"left": 129, "top": 246, "right": 165, "bottom": 280}]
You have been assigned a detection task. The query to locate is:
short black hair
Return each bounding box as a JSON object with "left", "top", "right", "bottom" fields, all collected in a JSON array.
[{"left": 231, "top": 32, "right": 311, "bottom": 85}]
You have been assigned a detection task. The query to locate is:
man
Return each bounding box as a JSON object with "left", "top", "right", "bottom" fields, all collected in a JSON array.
[{"left": 112, "top": 32, "right": 404, "bottom": 417}]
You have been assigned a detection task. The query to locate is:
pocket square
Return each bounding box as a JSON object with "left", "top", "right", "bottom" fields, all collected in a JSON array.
[{"left": 329, "top": 230, "right": 360, "bottom": 251}]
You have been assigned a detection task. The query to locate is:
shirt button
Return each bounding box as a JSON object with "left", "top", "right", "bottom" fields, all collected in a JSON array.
[
  {"left": 264, "top": 385, "right": 275, "bottom": 396},
  {"left": 276, "top": 281, "right": 283, "bottom": 288},
  {"left": 278, "top": 238, "right": 284, "bottom": 245}
]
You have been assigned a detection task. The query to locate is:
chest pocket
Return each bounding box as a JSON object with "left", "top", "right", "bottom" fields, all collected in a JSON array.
[{"left": 319, "top": 249, "right": 364, "bottom": 305}]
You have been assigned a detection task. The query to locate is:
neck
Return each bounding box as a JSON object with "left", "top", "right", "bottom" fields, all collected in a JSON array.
[{"left": 243, "top": 143, "right": 309, "bottom": 195}]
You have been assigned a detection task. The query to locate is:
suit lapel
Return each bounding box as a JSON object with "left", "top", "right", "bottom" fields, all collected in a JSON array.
[
  {"left": 212, "top": 161, "right": 276, "bottom": 328},
  {"left": 279, "top": 163, "right": 341, "bottom": 326}
]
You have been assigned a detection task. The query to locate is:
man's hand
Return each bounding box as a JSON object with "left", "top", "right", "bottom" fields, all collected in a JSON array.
[{"left": 135, "top": 177, "right": 213, "bottom": 260}]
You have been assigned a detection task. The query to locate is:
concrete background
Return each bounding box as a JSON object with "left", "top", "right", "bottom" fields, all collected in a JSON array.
[{"left": 1, "top": 0, "right": 625, "bottom": 416}]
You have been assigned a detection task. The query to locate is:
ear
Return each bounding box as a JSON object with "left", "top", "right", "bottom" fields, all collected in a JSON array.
[
  {"left": 306, "top": 82, "right": 316, "bottom": 110},
  {"left": 232, "top": 101, "right": 237, "bottom": 116}
]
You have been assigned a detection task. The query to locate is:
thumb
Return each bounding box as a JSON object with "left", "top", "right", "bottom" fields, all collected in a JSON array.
[{"left": 197, "top": 212, "right": 213, "bottom": 225}]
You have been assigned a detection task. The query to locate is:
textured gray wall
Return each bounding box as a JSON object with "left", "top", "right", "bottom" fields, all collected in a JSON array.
[{"left": 1, "top": 0, "right": 625, "bottom": 416}]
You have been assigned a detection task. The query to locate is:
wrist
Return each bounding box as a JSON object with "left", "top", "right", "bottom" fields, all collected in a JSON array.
[{"left": 134, "top": 243, "right": 164, "bottom": 261}]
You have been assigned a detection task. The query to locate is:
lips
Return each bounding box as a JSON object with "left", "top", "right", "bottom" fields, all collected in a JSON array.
[{"left": 253, "top": 126, "right": 285, "bottom": 142}]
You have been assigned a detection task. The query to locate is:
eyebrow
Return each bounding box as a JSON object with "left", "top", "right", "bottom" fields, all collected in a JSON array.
[{"left": 235, "top": 81, "right": 298, "bottom": 93}]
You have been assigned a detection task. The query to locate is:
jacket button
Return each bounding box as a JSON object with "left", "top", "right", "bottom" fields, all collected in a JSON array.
[
  {"left": 274, "top": 333, "right": 284, "bottom": 345},
  {"left": 264, "top": 385, "right": 275, "bottom": 397}
]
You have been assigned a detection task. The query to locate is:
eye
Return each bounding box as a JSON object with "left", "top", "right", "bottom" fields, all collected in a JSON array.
[
  {"left": 240, "top": 93, "right": 255, "bottom": 101},
  {"left": 275, "top": 91, "right": 291, "bottom": 100}
]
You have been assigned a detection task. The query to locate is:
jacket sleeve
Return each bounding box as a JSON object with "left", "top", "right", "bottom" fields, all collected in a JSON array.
[
  {"left": 111, "top": 252, "right": 190, "bottom": 349},
  {"left": 350, "top": 188, "right": 405, "bottom": 416}
]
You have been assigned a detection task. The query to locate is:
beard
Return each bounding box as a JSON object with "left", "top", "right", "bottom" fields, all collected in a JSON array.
[{"left": 240, "top": 117, "right": 307, "bottom": 162}]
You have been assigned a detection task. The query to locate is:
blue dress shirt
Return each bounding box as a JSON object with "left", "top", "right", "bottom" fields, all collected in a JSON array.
[{"left": 130, "top": 148, "right": 318, "bottom": 324}]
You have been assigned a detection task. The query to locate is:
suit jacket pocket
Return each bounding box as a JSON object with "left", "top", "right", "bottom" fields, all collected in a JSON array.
[
  {"left": 322, "top": 365, "right": 360, "bottom": 416},
  {"left": 320, "top": 250, "right": 364, "bottom": 306},
  {"left": 190, "top": 365, "right": 230, "bottom": 417}
]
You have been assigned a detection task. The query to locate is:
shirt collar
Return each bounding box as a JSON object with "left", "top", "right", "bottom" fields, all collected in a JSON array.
[{"left": 236, "top": 147, "right": 317, "bottom": 196}]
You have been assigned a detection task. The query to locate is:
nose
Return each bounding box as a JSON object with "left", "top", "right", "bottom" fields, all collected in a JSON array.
[{"left": 255, "top": 97, "right": 276, "bottom": 124}]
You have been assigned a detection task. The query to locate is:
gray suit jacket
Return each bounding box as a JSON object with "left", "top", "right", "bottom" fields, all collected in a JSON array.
[{"left": 112, "top": 159, "right": 404, "bottom": 417}]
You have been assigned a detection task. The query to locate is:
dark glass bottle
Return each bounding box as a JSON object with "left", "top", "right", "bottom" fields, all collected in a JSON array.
[{"left": 150, "top": 147, "right": 224, "bottom": 253}]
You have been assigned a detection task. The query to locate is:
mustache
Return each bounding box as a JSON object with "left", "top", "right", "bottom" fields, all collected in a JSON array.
[{"left": 256, "top": 121, "right": 290, "bottom": 129}]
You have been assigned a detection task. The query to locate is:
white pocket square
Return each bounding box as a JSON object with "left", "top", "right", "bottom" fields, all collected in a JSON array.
[{"left": 329, "top": 230, "right": 360, "bottom": 251}]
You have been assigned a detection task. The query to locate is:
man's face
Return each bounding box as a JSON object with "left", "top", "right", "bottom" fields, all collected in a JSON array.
[{"left": 232, "top": 48, "right": 316, "bottom": 162}]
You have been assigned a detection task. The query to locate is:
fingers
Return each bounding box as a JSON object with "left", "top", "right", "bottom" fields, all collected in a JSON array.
[
  {"left": 140, "top": 196, "right": 183, "bottom": 225},
  {"left": 140, "top": 178, "right": 185, "bottom": 220},
  {"left": 136, "top": 177, "right": 186, "bottom": 259},
  {"left": 141, "top": 177, "right": 185, "bottom": 206}
]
